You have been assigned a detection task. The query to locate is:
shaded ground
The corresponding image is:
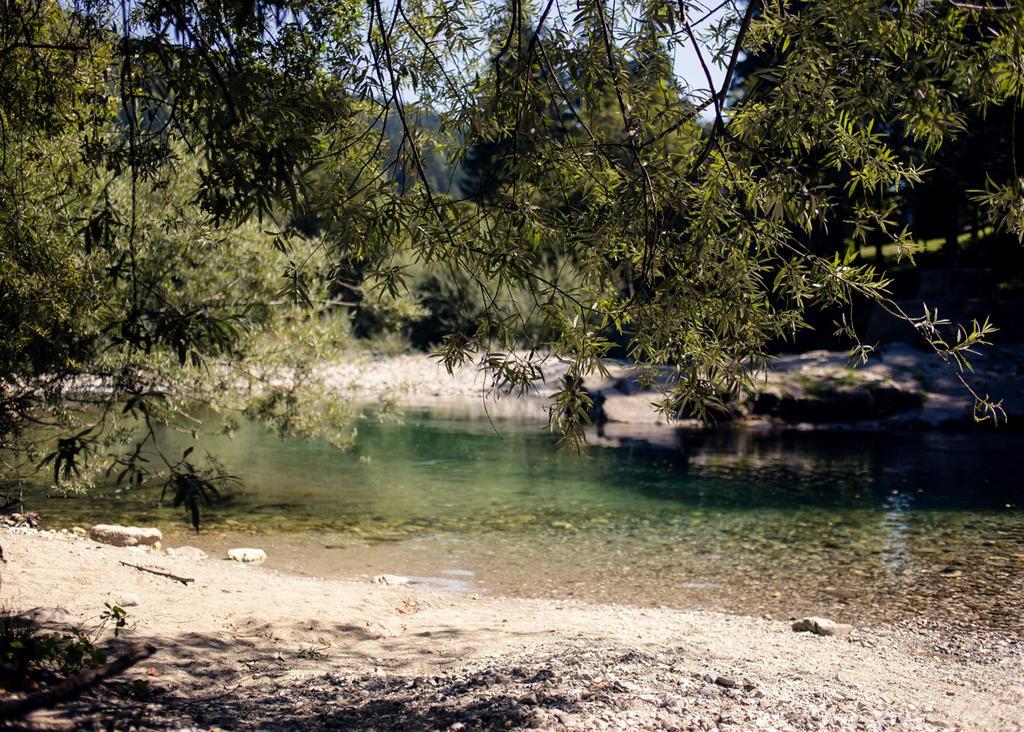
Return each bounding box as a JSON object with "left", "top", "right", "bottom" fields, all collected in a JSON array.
[
  {"left": 63, "top": 643, "right": 996, "bottom": 731},
  {"left": 2, "top": 528, "right": 1022, "bottom": 730}
]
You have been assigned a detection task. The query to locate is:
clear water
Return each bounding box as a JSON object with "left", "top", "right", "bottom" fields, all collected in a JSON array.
[{"left": 19, "top": 407, "right": 1024, "bottom": 633}]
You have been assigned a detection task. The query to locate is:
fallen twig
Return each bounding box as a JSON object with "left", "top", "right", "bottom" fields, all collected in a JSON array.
[
  {"left": 118, "top": 561, "right": 194, "bottom": 585},
  {"left": 0, "top": 643, "right": 156, "bottom": 720}
]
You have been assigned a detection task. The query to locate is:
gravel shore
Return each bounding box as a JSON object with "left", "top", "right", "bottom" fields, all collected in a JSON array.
[{"left": 2, "top": 527, "right": 1022, "bottom": 730}]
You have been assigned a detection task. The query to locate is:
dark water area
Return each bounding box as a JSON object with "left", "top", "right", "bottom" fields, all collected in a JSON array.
[{"left": 18, "top": 408, "right": 1024, "bottom": 633}]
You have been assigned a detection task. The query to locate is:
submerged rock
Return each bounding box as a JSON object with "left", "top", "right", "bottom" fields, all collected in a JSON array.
[
  {"left": 791, "top": 617, "right": 854, "bottom": 636},
  {"left": 227, "top": 547, "right": 267, "bottom": 563},
  {"left": 89, "top": 524, "right": 162, "bottom": 547}
]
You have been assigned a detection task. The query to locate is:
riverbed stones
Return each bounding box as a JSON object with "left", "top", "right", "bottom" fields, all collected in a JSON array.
[
  {"left": 0, "top": 512, "right": 41, "bottom": 528},
  {"left": 227, "top": 547, "right": 267, "bottom": 563},
  {"left": 792, "top": 616, "right": 854, "bottom": 636},
  {"left": 89, "top": 524, "right": 162, "bottom": 547},
  {"left": 371, "top": 574, "right": 410, "bottom": 586}
]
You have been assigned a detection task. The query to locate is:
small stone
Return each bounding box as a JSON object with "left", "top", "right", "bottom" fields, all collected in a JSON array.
[
  {"left": 791, "top": 616, "right": 854, "bottom": 636},
  {"left": 714, "top": 676, "right": 739, "bottom": 689},
  {"left": 227, "top": 548, "right": 267, "bottom": 563},
  {"left": 71, "top": 526, "right": 87, "bottom": 536},
  {"left": 166, "top": 546, "right": 208, "bottom": 561},
  {"left": 518, "top": 692, "right": 538, "bottom": 706},
  {"left": 89, "top": 524, "right": 162, "bottom": 548},
  {"left": 506, "top": 704, "right": 530, "bottom": 722},
  {"left": 663, "top": 697, "right": 685, "bottom": 713},
  {"left": 370, "top": 574, "right": 409, "bottom": 585},
  {"left": 116, "top": 593, "right": 140, "bottom": 607},
  {"left": 699, "top": 685, "right": 715, "bottom": 698}
]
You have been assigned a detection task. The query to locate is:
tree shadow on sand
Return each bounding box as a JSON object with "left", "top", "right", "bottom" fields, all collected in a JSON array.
[
  {"left": 68, "top": 663, "right": 587, "bottom": 730},
  {"left": 56, "top": 627, "right": 610, "bottom": 730}
]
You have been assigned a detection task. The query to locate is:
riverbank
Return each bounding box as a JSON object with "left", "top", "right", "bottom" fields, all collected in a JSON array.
[
  {"left": 320, "top": 342, "right": 1024, "bottom": 436},
  {"left": 2, "top": 527, "right": 1021, "bottom": 730}
]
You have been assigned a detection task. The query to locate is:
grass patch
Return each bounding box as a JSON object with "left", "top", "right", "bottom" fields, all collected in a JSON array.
[{"left": 856, "top": 227, "right": 996, "bottom": 263}]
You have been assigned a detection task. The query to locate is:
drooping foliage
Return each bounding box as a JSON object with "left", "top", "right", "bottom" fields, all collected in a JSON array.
[
  {"left": 2, "top": 0, "right": 1023, "bottom": 508},
  {"left": 733, "top": 1, "right": 1024, "bottom": 270}
]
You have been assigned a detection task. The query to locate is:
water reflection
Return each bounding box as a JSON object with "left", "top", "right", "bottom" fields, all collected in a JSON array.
[{"left": 881, "top": 491, "right": 914, "bottom": 574}]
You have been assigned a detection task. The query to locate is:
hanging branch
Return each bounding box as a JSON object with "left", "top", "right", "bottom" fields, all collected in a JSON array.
[{"left": 0, "top": 643, "right": 156, "bottom": 721}]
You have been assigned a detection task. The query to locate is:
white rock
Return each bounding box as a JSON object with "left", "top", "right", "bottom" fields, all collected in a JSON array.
[
  {"left": 116, "top": 593, "right": 140, "bottom": 607},
  {"left": 166, "top": 546, "right": 208, "bottom": 561},
  {"left": 371, "top": 574, "right": 410, "bottom": 586},
  {"left": 599, "top": 393, "right": 668, "bottom": 424},
  {"left": 227, "top": 547, "right": 267, "bottom": 563},
  {"left": 791, "top": 616, "right": 854, "bottom": 636},
  {"left": 89, "top": 524, "right": 162, "bottom": 547}
]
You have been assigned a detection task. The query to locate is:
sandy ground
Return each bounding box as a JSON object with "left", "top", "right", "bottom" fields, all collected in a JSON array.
[{"left": 2, "top": 527, "right": 1022, "bottom": 730}]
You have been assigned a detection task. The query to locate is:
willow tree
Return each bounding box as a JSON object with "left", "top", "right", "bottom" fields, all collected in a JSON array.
[{"left": 2, "top": 0, "right": 1021, "bottom": 494}]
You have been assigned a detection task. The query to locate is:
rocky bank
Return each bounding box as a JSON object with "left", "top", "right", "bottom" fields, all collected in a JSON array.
[{"left": 320, "top": 343, "right": 1024, "bottom": 437}]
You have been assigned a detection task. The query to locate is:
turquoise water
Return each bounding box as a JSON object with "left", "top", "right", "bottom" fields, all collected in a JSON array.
[{"left": 18, "top": 408, "right": 1024, "bottom": 631}]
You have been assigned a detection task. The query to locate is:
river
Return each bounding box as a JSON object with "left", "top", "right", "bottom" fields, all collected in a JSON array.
[{"left": 18, "top": 406, "right": 1024, "bottom": 633}]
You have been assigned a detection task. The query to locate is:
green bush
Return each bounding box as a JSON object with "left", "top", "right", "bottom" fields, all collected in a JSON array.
[{"left": 0, "top": 613, "right": 106, "bottom": 690}]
